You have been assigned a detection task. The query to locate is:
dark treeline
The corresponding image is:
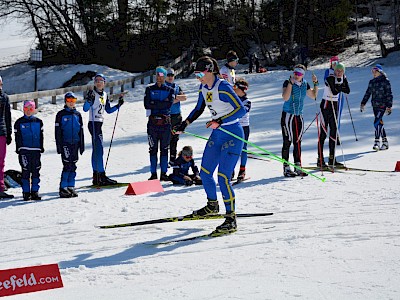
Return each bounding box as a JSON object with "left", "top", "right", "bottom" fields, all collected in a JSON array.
[{"left": 0, "top": 0, "right": 399, "bottom": 72}]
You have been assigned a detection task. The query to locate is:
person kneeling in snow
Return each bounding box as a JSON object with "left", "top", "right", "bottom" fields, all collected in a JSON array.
[{"left": 168, "top": 146, "right": 202, "bottom": 186}]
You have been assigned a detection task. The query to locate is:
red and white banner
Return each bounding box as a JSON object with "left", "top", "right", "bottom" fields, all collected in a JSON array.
[{"left": 0, "top": 264, "right": 63, "bottom": 297}]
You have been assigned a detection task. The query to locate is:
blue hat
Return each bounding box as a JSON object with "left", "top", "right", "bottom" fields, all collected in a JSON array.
[
  {"left": 94, "top": 73, "right": 106, "bottom": 81},
  {"left": 156, "top": 66, "right": 167, "bottom": 77},
  {"left": 372, "top": 64, "right": 383, "bottom": 73},
  {"left": 65, "top": 92, "right": 76, "bottom": 101}
]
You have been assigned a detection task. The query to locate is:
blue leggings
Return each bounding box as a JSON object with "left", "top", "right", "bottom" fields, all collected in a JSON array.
[
  {"left": 373, "top": 107, "right": 386, "bottom": 140},
  {"left": 88, "top": 121, "right": 104, "bottom": 172},
  {"left": 200, "top": 123, "right": 244, "bottom": 213}
]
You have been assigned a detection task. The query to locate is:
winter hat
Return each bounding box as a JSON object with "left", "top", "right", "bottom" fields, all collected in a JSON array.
[
  {"left": 372, "top": 64, "right": 384, "bottom": 73},
  {"left": 334, "top": 62, "right": 345, "bottom": 73},
  {"left": 226, "top": 50, "right": 239, "bottom": 63},
  {"left": 156, "top": 66, "right": 167, "bottom": 77},
  {"left": 166, "top": 68, "right": 175, "bottom": 76},
  {"left": 94, "top": 74, "right": 106, "bottom": 81},
  {"left": 23, "top": 100, "right": 36, "bottom": 109},
  {"left": 65, "top": 92, "right": 77, "bottom": 101},
  {"left": 330, "top": 56, "right": 339, "bottom": 64},
  {"left": 182, "top": 146, "right": 193, "bottom": 157}
]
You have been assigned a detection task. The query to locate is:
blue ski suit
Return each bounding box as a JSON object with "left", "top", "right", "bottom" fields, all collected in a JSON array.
[
  {"left": 185, "top": 77, "right": 246, "bottom": 213},
  {"left": 55, "top": 106, "right": 85, "bottom": 188},
  {"left": 14, "top": 115, "right": 44, "bottom": 193}
]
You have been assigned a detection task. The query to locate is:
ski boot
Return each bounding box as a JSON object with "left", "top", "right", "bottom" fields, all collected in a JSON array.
[
  {"left": 328, "top": 156, "right": 344, "bottom": 168},
  {"left": 0, "top": 191, "right": 14, "bottom": 199},
  {"left": 283, "top": 165, "right": 296, "bottom": 177},
  {"left": 214, "top": 213, "right": 237, "bottom": 234},
  {"left": 99, "top": 172, "right": 117, "bottom": 186},
  {"left": 237, "top": 167, "right": 246, "bottom": 181},
  {"left": 148, "top": 173, "right": 157, "bottom": 180},
  {"left": 380, "top": 138, "right": 389, "bottom": 150},
  {"left": 373, "top": 139, "right": 380, "bottom": 151},
  {"left": 294, "top": 163, "right": 308, "bottom": 177},
  {"left": 192, "top": 199, "right": 219, "bottom": 217},
  {"left": 22, "top": 192, "right": 31, "bottom": 201},
  {"left": 67, "top": 187, "right": 78, "bottom": 197},
  {"left": 92, "top": 171, "right": 101, "bottom": 185},
  {"left": 160, "top": 172, "right": 170, "bottom": 181},
  {"left": 59, "top": 187, "right": 72, "bottom": 198},
  {"left": 30, "top": 191, "right": 41, "bottom": 200}
]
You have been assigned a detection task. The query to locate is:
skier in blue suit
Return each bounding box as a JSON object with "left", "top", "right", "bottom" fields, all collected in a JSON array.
[{"left": 174, "top": 56, "right": 246, "bottom": 234}]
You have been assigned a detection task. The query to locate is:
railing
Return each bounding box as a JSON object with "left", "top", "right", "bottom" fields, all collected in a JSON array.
[{"left": 8, "top": 46, "right": 194, "bottom": 109}]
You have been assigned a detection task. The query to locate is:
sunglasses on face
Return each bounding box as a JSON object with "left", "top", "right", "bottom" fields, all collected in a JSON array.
[
  {"left": 95, "top": 79, "right": 105, "bottom": 83},
  {"left": 66, "top": 97, "right": 77, "bottom": 103},
  {"left": 167, "top": 73, "right": 174, "bottom": 77},
  {"left": 234, "top": 84, "right": 248, "bottom": 91},
  {"left": 195, "top": 71, "right": 206, "bottom": 78},
  {"left": 183, "top": 155, "right": 193, "bottom": 159},
  {"left": 23, "top": 106, "right": 35, "bottom": 112},
  {"left": 293, "top": 71, "right": 304, "bottom": 76}
]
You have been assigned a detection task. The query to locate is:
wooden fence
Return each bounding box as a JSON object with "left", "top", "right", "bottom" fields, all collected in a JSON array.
[{"left": 8, "top": 46, "right": 194, "bottom": 109}]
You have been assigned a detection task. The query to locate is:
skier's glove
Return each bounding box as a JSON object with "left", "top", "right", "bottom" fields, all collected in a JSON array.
[
  {"left": 118, "top": 96, "right": 124, "bottom": 107},
  {"left": 385, "top": 107, "right": 392, "bottom": 115},
  {"left": 206, "top": 118, "right": 222, "bottom": 129},
  {"left": 86, "top": 90, "right": 95, "bottom": 105},
  {"left": 173, "top": 120, "right": 188, "bottom": 133},
  {"left": 360, "top": 104, "right": 365, "bottom": 112}
]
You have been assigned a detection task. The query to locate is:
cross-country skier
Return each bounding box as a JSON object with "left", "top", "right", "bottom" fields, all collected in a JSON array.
[
  {"left": 83, "top": 74, "right": 124, "bottom": 186},
  {"left": 281, "top": 64, "right": 319, "bottom": 177},
  {"left": 232, "top": 78, "right": 251, "bottom": 182},
  {"left": 360, "top": 64, "right": 393, "bottom": 151},
  {"left": 173, "top": 56, "right": 246, "bottom": 234},
  {"left": 318, "top": 63, "right": 350, "bottom": 167},
  {"left": 219, "top": 50, "right": 239, "bottom": 85},
  {"left": 55, "top": 92, "right": 85, "bottom": 198}
]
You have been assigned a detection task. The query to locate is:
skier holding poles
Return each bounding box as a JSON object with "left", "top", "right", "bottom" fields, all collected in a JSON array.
[
  {"left": 83, "top": 74, "right": 124, "bottom": 186},
  {"left": 173, "top": 56, "right": 246, "bottom": 234},
  {"left": 317, "top": 63, "right": 350, "bottom": 168},
  {"left": 281, "top": 64, "right": 319, "bottom": 177}
]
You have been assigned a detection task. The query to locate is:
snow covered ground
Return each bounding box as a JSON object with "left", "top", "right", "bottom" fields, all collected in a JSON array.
[{"left": 1, "top": 31, "right": 400, "bottom": 299}]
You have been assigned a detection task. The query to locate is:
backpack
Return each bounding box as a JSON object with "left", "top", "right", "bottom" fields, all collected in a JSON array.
[{"left": 4, "top": 170, "right": 22, "bottom": 188}]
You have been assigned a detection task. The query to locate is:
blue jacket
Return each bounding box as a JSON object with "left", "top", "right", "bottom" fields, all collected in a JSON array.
[
  {"left": 55, "top": 106, "right": 85, "bottom": 154},
  {"left": 0, "top": 90, "right": 12, "bottom": 138},
  {"left": 361, "top": 74, "right": 393, "bottom": 108},
  {"left": 14, "top": 115, "right": 44, "bottom": 153},
  {"left": 165, "top": 82, "right": 182, "bottom": 115},
  {"left": 144, "top": 83, "right": 175, "bottom": 115},
  {"left": 282, "top": 80, "right": 310, "bottom": 115},
  {"left": 171, "top": 156, "right": 200, "bottom": 178}
]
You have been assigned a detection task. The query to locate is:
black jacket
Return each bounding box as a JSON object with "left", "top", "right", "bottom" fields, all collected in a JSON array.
[{"left": 0, "top": 90, "right": 12, "bottom": 138}]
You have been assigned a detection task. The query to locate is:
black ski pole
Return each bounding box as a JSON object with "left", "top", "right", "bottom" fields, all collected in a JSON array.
[
  {"left": 105, "top": 107, "right": 120, "bottom": 171},
  {"left": 345, "top": 94, "right": 358, "bottom": 141}
]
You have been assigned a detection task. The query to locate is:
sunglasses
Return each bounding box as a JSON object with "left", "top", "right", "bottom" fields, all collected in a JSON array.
[
  {"left": 293, "top": 71, "right": 304, "bottom": 76},
  {"left": 234, "top": 84, "right": 248, "bottom": 91},
  {"left": 195, "top": 71, "right": 206, "bottom": 78},
  {"left": 66, "top": 97, "right": 77, "bottom": 103},
  {"left": 95, "top": 79, "right": 105, "bottom": 83},
  {"left": 167, "top": 73, "right": 174, "bottom": 77},
  {"left": 183, "top": 155, "right": 193, "bottom": 159},
  {"left": 23, "top": 106, "right": 35, "bottom": 112}
]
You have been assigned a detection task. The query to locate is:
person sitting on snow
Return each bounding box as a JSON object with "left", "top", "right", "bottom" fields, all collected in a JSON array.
[{"left": 168, "top": 146, "right": 202, "bottom": 186}]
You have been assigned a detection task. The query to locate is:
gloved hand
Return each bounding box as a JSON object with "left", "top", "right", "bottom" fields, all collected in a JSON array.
[
  {"left": 386, "top": 107, "right": 392, "bottom": 115},
  {"left": 185, "top": 179, "right": 194, "bottom": 186},
  {"left": 360, "top": 104, "right": 365, "bottom": 112},
  {"left": 86, "top": 90, "right": 95, "bottom": 105},
  {"left": 173, "top": 120, "right": 188, "bottom": 133},
  {"left": 118, "top": 96, "right": 124, "bottom": 107},
  {"left": 6, "top": 135, "right": 11, "bottom": 145},
  {"left": 206, "top": 118, "right": 222, "bottom": 129}
]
